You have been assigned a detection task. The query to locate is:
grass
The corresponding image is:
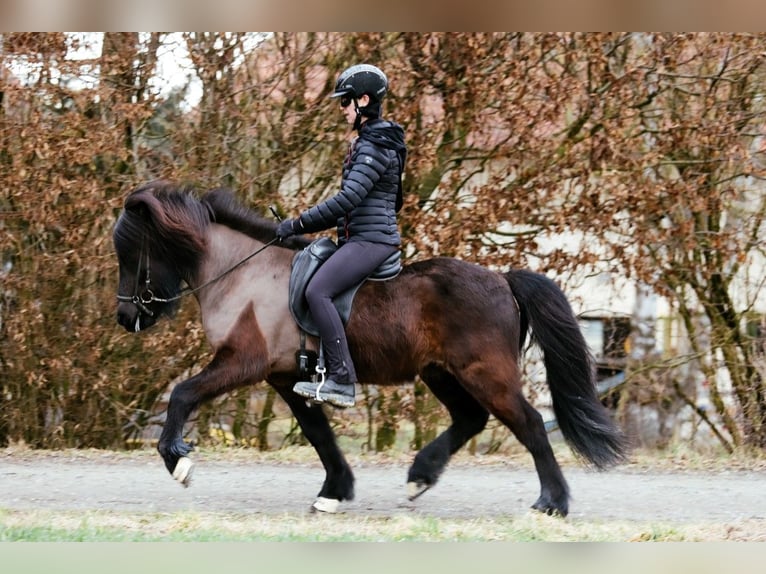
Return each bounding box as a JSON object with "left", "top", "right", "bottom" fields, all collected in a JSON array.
[{"left": 2, "top": 507, "right": 765, "bottom": 542}]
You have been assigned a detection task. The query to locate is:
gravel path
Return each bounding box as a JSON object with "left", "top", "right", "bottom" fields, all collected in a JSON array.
[{"left": 2, "top": 451, "right": 765, "bottom": 524}]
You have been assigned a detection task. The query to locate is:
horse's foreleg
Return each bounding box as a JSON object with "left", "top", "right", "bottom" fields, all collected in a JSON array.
[
  {"left": 158, "top": 307, "right": 269, "bottom": 486},
  {"left": 158, "top": 346, "right": 260, "bottom": 486},
  {"left": 272, "top": 380, "right": 354, "bottom": 513},
  {"left": 157, "top": 370, "right": 209, "bottom": 485},
  {"left": 407, "top": 365, "right": 489, "bottom": 499}
]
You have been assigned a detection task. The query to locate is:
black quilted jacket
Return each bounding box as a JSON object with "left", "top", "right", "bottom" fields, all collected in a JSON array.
[{"left": 297, "top": 118, "right": 406, "bottom": 246}]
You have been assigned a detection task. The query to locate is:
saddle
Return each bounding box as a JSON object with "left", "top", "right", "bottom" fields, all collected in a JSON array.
[{"left": 288, "top": 237, "right": 401, "bottom": 338}]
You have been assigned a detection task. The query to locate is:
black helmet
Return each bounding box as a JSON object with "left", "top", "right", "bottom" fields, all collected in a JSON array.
[{"left": 330, "top": 64, "right": 388, "bottom": 102}]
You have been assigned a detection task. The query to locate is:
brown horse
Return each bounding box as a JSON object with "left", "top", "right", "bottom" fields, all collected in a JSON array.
[{"left": 113, "top": 180, "right": 626, "bottom": 517}]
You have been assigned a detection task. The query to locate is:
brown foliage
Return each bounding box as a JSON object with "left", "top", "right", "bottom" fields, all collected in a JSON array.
[{"left": 2, "top": 33, "right": 765, "bottom": 450}]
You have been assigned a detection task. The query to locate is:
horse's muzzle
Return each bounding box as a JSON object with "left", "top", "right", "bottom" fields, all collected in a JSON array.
[{"left": 117, "top": 302, "right": 155, "bottom": 332}]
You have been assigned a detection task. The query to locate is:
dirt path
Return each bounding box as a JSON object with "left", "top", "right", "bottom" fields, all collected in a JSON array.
[{"left": 2, "top": 450, "right": 765, "bottom": 524}]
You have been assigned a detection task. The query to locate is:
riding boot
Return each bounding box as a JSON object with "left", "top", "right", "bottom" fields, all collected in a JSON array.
[{"left": 294, "top": 336, "right": 357, "bottom": 408}]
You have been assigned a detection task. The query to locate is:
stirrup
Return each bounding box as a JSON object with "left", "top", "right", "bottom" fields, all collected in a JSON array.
[
  {"left": 312, "top": 361, "right": 327, "bottom": 403},
  {"left": 292, "top": 361, "right": 326, "bottom": 405}
]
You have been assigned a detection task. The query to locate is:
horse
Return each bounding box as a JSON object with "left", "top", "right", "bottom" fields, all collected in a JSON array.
[{"left": 113, "top": 180, "right": 626, "bottom": 517}]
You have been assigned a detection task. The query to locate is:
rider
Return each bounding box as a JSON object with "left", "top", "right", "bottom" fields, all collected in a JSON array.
[{"left": 275, "top": 63, "right": 407, "bottom": 408}]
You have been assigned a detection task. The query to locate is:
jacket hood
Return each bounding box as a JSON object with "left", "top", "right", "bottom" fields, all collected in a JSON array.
[
  {"left": 359, "top": 119, "right": 406, "bottom": 153},
  {"left": 358, "top": 119, "right": 407, "bottom": 212}
]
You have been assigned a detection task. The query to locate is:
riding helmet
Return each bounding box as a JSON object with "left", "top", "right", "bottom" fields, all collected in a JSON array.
[{"left": 330, "top": 64, "right": 388, "bottom": 102}]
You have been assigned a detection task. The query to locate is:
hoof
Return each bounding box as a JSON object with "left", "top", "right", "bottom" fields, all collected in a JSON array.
[
  {"left": 311, "top": 497, "right": 340, "bottom": 513},
  {"left": 406, "top": 481, "right": 431, "bottom": 501},
  {"left": 172, "top": 456, "right": 194, "bottom": 487},
  {"left": 531, "top": 500, "right": 567, "bottom": 518}
]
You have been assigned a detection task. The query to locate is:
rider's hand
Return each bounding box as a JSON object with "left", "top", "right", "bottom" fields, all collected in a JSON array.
[{"left": 276, "top": 218, "right": 301, "bottom": 240}]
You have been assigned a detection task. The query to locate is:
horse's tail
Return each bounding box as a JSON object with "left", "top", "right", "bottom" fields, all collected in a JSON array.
[{"left": 505, "top": 268, "right": 627, "bottom": 469}]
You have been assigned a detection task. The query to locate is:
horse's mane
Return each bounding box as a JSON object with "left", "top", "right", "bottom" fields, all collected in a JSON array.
[
  {"left": 201, "top": 187, "right": 310, "bottom": 250},
  {"left": 114, "top": 181, "right": 209, "bottom": 269},
  {"left": 116, "top": 181, "right": 309, "bottom": 268}
]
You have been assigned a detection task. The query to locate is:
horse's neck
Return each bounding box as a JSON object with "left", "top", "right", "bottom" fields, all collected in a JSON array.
[
  {"left": 195, "top": 224, "right": 292, "bottom": 349},
  {"left": 199, "top": 224, "right": 267, "bottom": 280}
]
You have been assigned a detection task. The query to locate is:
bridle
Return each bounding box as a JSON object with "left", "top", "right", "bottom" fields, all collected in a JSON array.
[
  {"left": 116, "top": 235, "right": 279, "bottom": 317},
  {"left": 116, "top": 240, "right": 161, "bottom": 317}
]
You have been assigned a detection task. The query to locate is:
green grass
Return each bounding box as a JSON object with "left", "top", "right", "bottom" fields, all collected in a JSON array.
[{"left": 1, "top": 508, "right": 761, "bottom": 542}]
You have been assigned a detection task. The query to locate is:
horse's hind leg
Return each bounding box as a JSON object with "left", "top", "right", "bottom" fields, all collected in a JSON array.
[
  {"left": 407, "top": 364, "right": 489, "bottom": 499},
  {"left": 459, "top": 359, "right": 570, "bottom": 517},
  {"left": 272, "top": 379, "right": 354, "bottom": 513},
  {"left": 507, "top": 395, "right": 570, "bottom": 516}
]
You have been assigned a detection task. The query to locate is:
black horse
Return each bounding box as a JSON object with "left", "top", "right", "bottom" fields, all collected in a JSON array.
[{"left": 113, "top": 180, "right": 626, "bottom": 516}]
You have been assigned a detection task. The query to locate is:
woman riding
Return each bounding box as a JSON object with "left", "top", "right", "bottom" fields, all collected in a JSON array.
[{"left": 275, "top": 63, "right": 408, "bottom": 408}]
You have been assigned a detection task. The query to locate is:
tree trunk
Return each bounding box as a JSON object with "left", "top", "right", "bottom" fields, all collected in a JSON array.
[{"left": 256, "top": 387, "right": 277, "bottom": 451}]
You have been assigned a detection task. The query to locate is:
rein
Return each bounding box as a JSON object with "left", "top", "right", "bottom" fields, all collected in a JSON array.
[{"left": 117, "top": 237, "right": 280, "bottom": 315}]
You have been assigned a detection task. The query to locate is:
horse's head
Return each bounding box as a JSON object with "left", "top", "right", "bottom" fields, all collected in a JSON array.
[{"left": 113, "top": 182, "right": 208, "bottom": 332}]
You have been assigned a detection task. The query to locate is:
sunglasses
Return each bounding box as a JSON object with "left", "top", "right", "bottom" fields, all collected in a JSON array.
[{"left": 339, "top": 95, "right": 354, "bottom": 108}]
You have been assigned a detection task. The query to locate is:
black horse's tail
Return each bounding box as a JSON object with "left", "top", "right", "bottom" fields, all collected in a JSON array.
[{"left": 505, "top": 268, "right": 627, "bottom": 469}]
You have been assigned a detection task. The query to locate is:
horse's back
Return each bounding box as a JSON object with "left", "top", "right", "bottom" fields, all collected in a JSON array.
[
  {"left": 356, "top": 256, "right": 512, "bottom": 314},
  {"left": 406, "top": 256, "right": 512, "bottom": 302}
]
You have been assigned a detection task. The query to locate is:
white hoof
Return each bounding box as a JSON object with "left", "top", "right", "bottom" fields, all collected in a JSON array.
[
  {"left": 407, "top": 481, "right": 430, "bottom": 501},
  {"left": 172, "top": 456, "right": 194, "bottom": 487},
  {"left": 312, "top": 496, "right": 340, "bottom": 513}
]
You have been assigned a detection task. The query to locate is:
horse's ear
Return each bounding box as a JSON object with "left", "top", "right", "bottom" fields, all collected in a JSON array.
[
  {"left": 124, "top": 189, "right": 156, "bottom": 219},
  {"left": 124, "top": 193, "right": 144, "bottom": 213}
]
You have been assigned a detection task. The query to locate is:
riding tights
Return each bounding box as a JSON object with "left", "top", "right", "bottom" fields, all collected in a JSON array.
[{"left": 305, "top": 240, "right": 399, "bottom": 384}]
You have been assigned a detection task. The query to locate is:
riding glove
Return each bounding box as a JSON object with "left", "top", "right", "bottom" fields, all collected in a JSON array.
[{"left": 276, "top": 218, "right": 302, "bottom": 240}]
